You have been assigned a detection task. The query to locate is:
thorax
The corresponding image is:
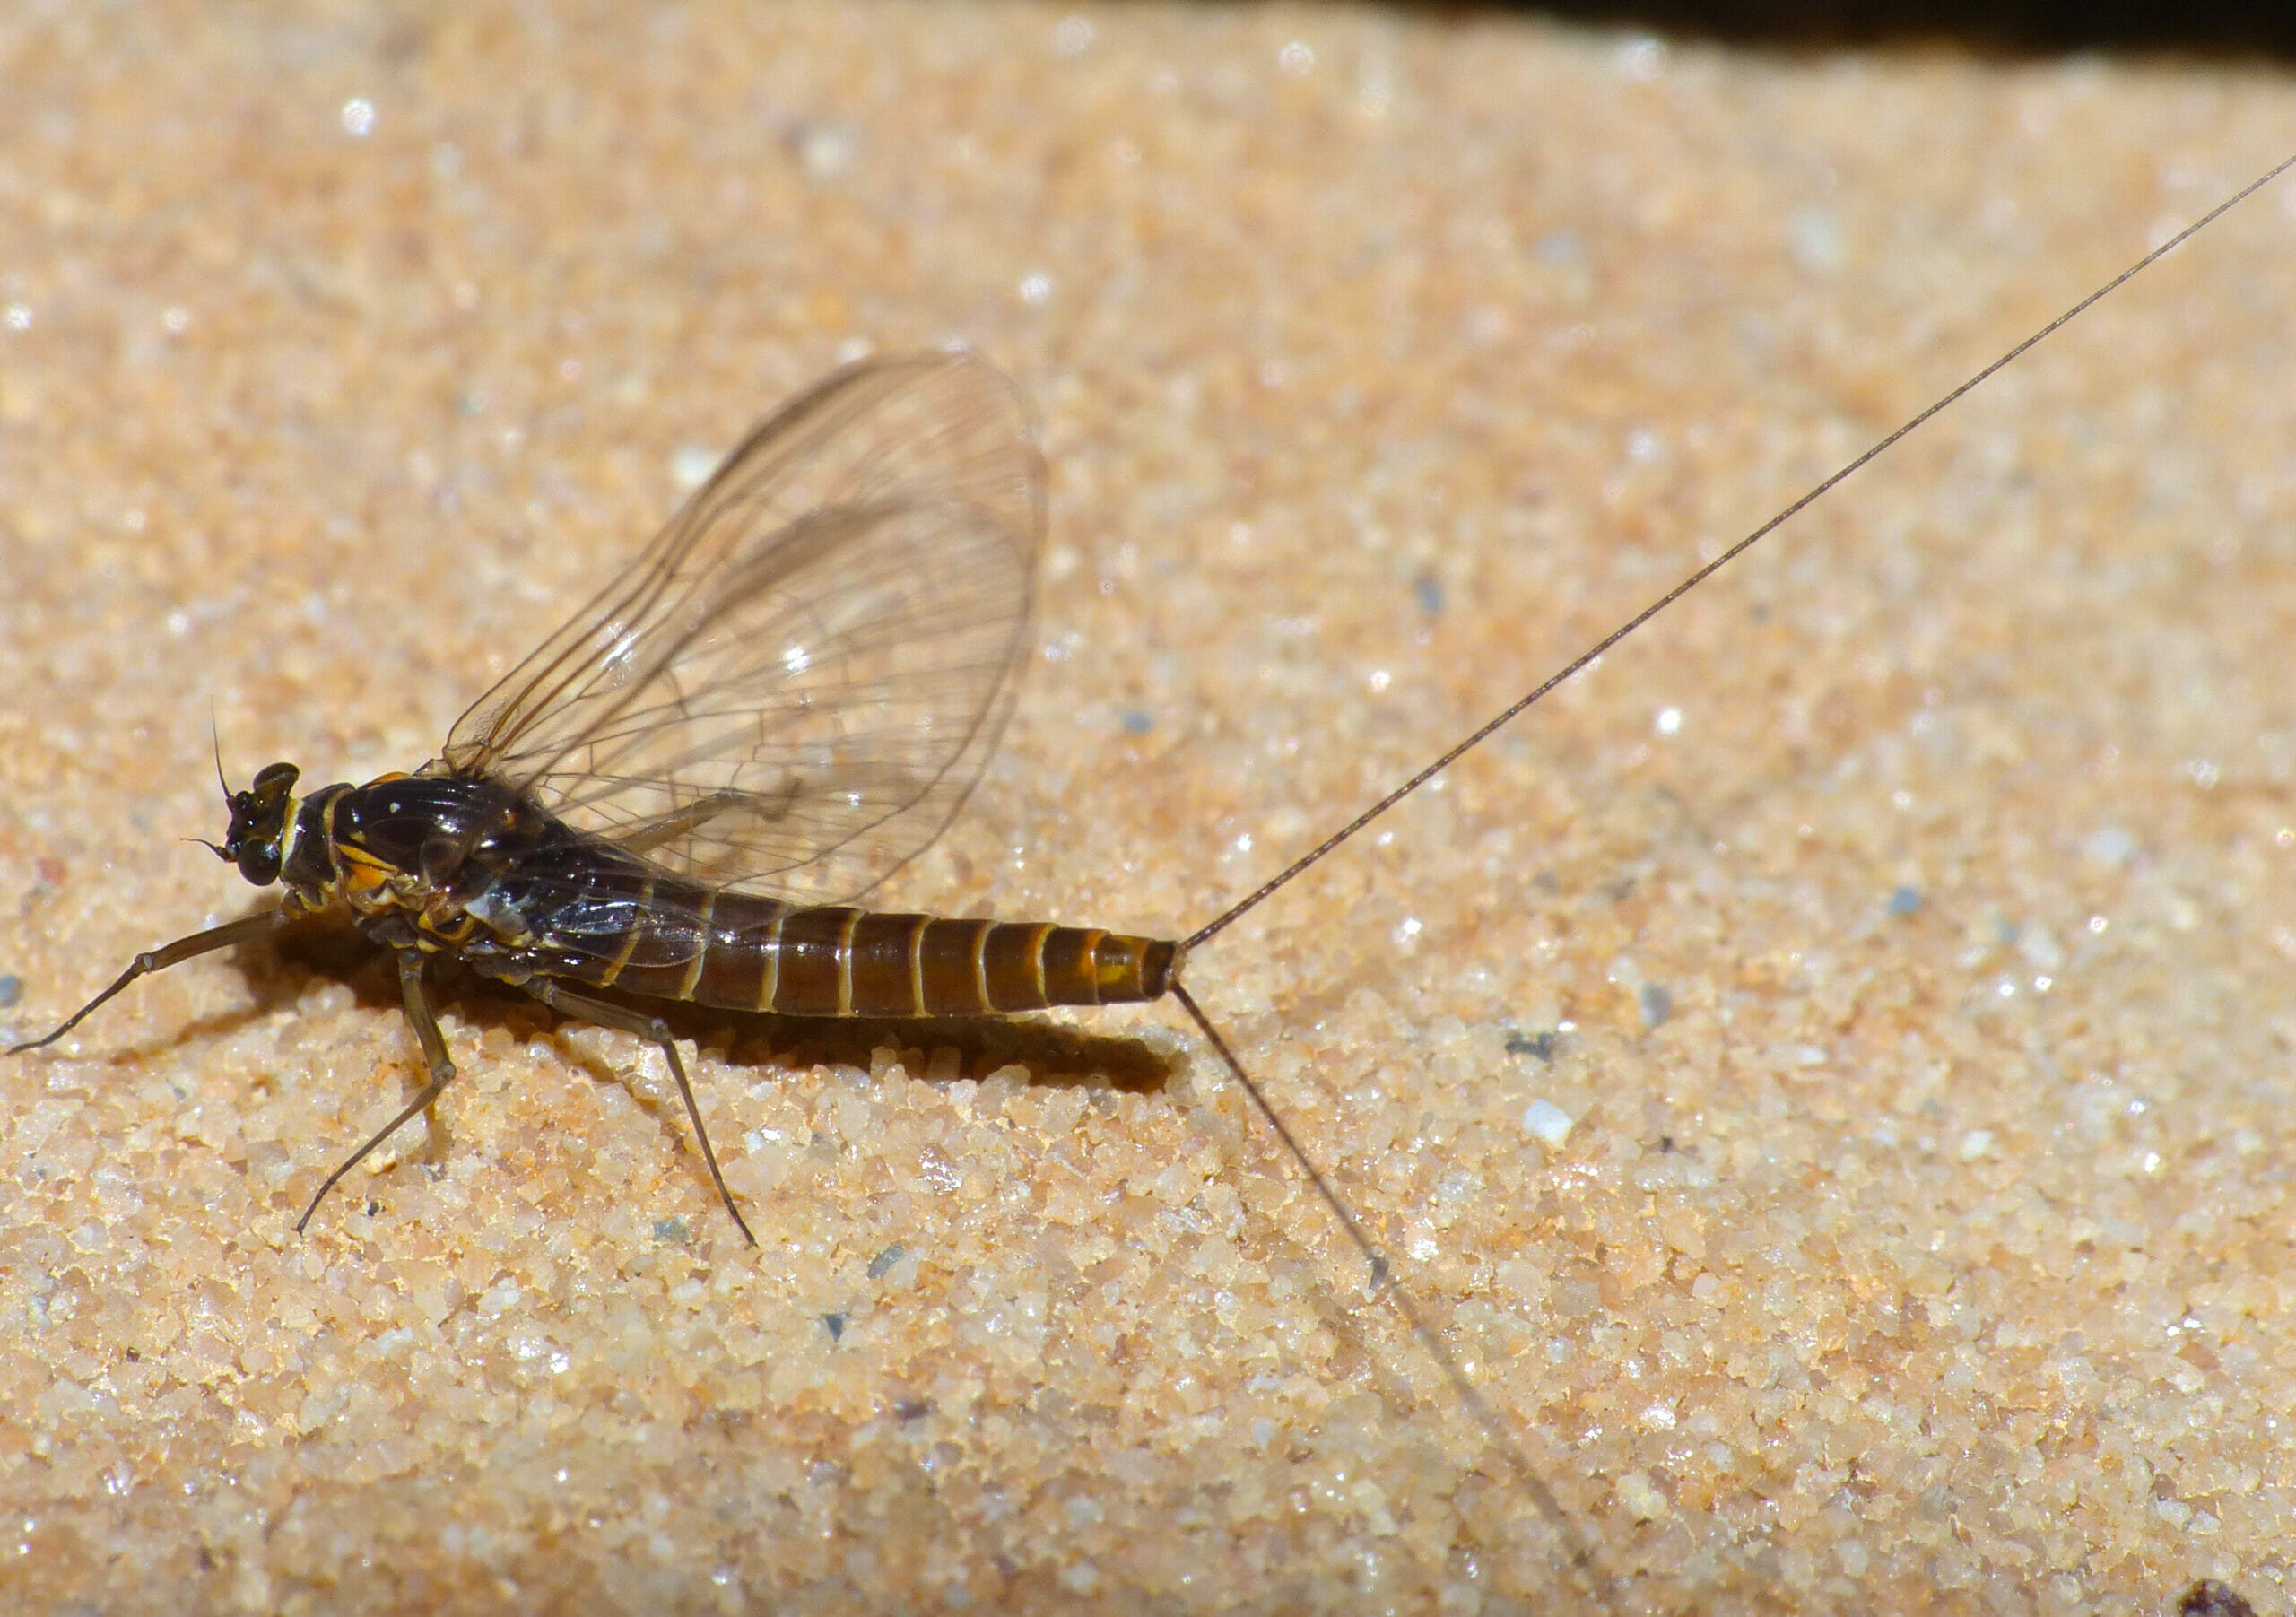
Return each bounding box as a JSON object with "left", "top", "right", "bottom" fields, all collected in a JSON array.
[{"left": 283, "top": 773, "right": 565, "bottom": 952}]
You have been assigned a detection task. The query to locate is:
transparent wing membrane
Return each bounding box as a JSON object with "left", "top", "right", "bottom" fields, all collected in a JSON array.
[{"left": 441, "top": 352, "right": 1042, "bottom": 901}]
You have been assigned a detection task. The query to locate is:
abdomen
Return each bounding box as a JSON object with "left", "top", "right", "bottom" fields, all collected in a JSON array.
[{"left": 514, "top": 875, "right": 1178, "bottom": 1018}]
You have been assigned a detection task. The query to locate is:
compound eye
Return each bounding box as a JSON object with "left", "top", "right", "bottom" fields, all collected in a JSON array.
[{"left": 237, "top": 839, "right": 283, "bottom": 886}]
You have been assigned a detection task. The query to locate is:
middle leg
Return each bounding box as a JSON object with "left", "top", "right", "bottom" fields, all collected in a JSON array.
[{"left": 296, "top": 949, "right": 457, "bottom": 1233}]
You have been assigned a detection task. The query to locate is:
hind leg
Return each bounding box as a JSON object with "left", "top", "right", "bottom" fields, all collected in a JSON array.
[{"left": 524, "top": 977, "right": 756, "bottom": 1246}]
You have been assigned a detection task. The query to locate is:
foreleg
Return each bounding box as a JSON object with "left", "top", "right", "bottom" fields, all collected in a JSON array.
[{"left": 9, "top": 909, "right": 291, "bottom": 1053}]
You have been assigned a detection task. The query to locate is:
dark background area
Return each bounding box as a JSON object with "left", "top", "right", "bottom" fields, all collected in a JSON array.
[{"left": 1509, "top": 0, "right": 2296, "bottom": 57}]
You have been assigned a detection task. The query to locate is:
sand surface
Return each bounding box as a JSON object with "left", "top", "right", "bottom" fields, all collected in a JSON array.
[{"left": 3, "top": 4, "right": 2293, "bottom": 1613}]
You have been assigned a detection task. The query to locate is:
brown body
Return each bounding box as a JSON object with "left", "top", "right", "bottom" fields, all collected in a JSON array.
[
  {"left": 596, "top": 901, "right": 1178, "bottom": 1020},
  {"left": 282, "top": 772, "right": 1178, "bottom": 1020}
]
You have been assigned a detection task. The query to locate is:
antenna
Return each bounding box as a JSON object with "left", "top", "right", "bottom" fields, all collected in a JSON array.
[{"left": 1186, "top": 152, "right": 2296, "bottom": 954}]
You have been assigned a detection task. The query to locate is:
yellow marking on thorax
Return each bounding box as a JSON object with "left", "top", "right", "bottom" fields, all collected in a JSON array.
[
  {"left": 417, "top": 908, "right": 480, "bottom": 946},
  {"left": 336, "top": 843, "right": 396, "bottom": 899}
]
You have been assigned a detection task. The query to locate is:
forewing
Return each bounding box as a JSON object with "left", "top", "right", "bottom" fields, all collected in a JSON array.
[{"left": 440, "top": 352, "right": 1042, "bottom": 902}]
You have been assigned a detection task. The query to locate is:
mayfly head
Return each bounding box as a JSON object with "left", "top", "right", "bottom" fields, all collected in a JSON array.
[{"left": 216, "top": 761, "right": 300, "bottom": 887}]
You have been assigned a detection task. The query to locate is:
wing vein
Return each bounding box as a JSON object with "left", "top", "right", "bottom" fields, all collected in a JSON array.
[{"left": 436, "top": 352, "right": 1044, "bottom": 902}]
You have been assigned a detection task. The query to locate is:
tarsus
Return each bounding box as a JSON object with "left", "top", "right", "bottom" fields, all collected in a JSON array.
[{"left": 1187, "top": 150, "right": 2296, "bottom": 952}]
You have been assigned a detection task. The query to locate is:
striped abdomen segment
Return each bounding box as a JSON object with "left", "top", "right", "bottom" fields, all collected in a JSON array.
[{"left": 556, "top": 886, "right": 1178, "bottom": 1019}]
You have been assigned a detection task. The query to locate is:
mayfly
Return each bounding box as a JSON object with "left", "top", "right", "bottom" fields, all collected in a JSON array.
[
  {"left": 13, "top": 152, "right": 2294, "bottom": 1588},
  {"left": 13, "top": 352, "right": 1166, "bottom": 1250}
]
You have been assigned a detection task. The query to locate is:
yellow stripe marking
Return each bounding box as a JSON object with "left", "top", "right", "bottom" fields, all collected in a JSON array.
[
  {"left": 596, "top": 879, "right": 651, "bottom": 987},
  {"left": 1030, "top": 925, "right": 1053, "bottom": 1005},
  {"left": 1078, "top": 929, "right": 1106, "bottom": 1004},
  {"left": 834, "top": 908, "right": 860, "bottom": 1017},
  {"left": 316, "top": 791, "right": 345, "bottom": 895},
  {"left": 675, "top": 891, "right": 716, "bottom": 1002},
  {"left": 972, "top": 924, "right": 993, "bottom": 1012},
  {"left": 907, "top": 918, "right": 926, "bottom": 1017},
  {"left": 758, "top": 908, "right": 785, "bottom": 1013}
]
